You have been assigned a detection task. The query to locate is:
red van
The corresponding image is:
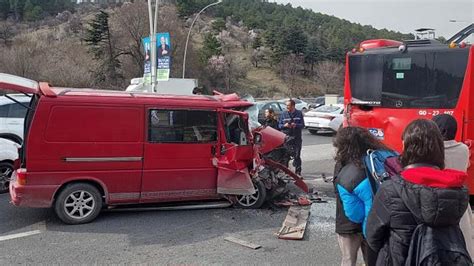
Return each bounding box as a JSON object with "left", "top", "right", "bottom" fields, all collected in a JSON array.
[{"left": 0, "top": 73, "right": 307, "bottom": 224}]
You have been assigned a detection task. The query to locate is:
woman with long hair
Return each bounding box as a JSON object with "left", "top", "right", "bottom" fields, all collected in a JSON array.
[
  {"left": 333, "top": 127, "right": 389, "bottom": 266},
  {"left": 263, "top": 108, "right": 278, "bottom": 129},
  {"left": 366, "top": 119, "right": 470, "bottom": 265}
]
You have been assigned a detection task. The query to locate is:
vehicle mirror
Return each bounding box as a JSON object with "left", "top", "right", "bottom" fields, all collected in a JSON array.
[{"left": 254, "top": 133, "right": 262, "bottom": 144}]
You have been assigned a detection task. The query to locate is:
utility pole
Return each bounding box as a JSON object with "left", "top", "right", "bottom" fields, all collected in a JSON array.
[{"left": 147, "top": 0, "right": 159, "bottom": 92}]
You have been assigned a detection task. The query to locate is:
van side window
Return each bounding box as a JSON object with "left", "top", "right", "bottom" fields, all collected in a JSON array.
[
  {"left": 224, "top": 114, "right": 249, "bottom": 145},
  {"left": 149, "top": 110, "right": 217, "bottom": 143}
]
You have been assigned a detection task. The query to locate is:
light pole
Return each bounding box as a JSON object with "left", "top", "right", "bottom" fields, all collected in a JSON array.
[
  {"left": 147, "top": 0, "right": 159, "bottom": 92},
  {"left": 182, "top": 0, "right": 222, "bottom": 79}
]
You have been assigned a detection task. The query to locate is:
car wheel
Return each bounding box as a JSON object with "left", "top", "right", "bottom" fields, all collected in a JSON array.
[
  {"left": 235, "top": 180, "right": 267, "bottom": 209},
  {"left": 302, "top": 107, "right": 307, "bottom": 113},
  {"left": 54, "top": 183, "right": 103, "bottom": 225},
  {"left": 308, "top": 129, "right": 319, "bottom": 135},
  {"left": 0, "top": 161, "right": 13, "bottom": 194}
]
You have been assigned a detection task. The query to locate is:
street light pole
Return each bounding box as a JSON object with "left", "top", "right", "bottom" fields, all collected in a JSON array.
[
  {"left": 182, "top": 0, "right": 222, "bottom": 79},
  {"left": 147, "top": 0, "right": 159, "bottom": 93}
]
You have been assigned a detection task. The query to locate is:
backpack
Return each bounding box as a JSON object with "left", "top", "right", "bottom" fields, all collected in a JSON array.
[
  {"left": 405, "top": 223, "right": 472, "bottom": 266},
  {"left": 363, "top": 149, "right": 402, "bottom": 193}
]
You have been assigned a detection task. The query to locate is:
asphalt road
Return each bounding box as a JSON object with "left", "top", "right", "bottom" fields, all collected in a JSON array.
[{"left": 0, "top": 130, "right": 339, "bottom": 265}]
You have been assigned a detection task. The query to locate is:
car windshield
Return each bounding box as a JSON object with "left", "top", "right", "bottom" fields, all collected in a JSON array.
[{"left": 314, "top": 105, "right": 341, "bottom": 113}]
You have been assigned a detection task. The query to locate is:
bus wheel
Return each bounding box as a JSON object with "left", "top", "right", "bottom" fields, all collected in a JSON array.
[
  {"left": 235, "top": 180, "right": 267, "bottom": 209},
  {"left": 54, "top": 183, "right": 102, "bottom": 224}
]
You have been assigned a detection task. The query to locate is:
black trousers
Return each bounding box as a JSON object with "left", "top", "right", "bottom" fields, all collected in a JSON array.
[{"left": 290, "top": 138, "right": 302, "bottom": 174}]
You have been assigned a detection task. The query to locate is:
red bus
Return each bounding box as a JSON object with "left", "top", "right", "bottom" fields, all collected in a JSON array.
[{"left": 344, "top": 24, "right": 474, "bottom": 194}]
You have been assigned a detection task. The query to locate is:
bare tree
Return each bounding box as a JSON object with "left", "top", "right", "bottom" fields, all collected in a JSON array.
[
  {"left": 206, "top": 55, "right": 247, "bottom": 92},
  {"left": 0, "top": 21, "right": 15, "bottom": 46},
  {"left": 313, "top": 60, "right": 344, "bottom": 94},
  {"left": 250, "top": 47, "right": 265, "bottom": 68},
  {"left": 278, "top": 54, "right": 305, "bottom": 97},
  {"left": 110, "top": 2, "right": 149, "bottom": 78}
]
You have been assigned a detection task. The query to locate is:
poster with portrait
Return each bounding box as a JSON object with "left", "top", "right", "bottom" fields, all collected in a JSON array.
[{"left": 142, "top": 32, "right": 171, "bottom": 84}]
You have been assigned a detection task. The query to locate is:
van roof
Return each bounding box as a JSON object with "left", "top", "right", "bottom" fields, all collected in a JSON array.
[
  {"left": 0, "top": 73, "right": 253, "bottom": 109},
  {"left": 48, "top": 87, "right": 253, "bottom": 109}
]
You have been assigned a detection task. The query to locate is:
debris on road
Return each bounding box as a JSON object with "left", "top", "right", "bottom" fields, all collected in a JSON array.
[
  {"left": 224, "top": 236, "right": 262, "bottom": 250},
  {"left": 277, "top": 206, "right": 311, "bottom": 240}
]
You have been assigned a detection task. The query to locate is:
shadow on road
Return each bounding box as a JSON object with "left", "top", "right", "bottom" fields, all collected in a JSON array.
[
  {"left": 0, "top": 193, "right": 54, "bottom": 235},
  {"left": 42, "top": 204, "right": 287, "bottom": 248}
]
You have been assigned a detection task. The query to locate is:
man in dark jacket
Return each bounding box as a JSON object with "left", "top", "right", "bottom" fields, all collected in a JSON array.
[
  {"left": 278, "top": 99, "right": 304, "bottom": 175},
  {"left": 366, "top": 119, "right": 470, "bottom": 265}
]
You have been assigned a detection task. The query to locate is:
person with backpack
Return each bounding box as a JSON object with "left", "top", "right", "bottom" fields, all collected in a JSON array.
[
  {"left": 333, "top": 127, "right": 392, "bottom": 266},
  {"left": 432, "top": 114, "right": 473, "bottom": 259},
  {"left": 366, "top": 119, "right": 471, "bottom": 266}
]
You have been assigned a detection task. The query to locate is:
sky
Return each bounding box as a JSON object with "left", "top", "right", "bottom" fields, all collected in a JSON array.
[{"left": 273, "top": 0, "right": 473, "bottom": 41}]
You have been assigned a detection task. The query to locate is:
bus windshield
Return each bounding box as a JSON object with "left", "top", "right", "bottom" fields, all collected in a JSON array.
[{"left": 349, "top": 48, "right": 469, "bottom": 108}]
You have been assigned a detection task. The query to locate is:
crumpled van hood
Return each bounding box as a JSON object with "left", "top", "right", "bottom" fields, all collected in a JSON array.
[{"left": 254, "top": 126, "right": 286, "bottom": 154}]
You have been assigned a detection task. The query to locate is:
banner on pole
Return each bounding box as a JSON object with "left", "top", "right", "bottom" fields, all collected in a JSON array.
[{"left": 143, "top": 32, "right": 171, "bottom": 83}]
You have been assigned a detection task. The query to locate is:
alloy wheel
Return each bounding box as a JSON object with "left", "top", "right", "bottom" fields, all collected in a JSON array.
[{"left": 63, "top": 190, "right": 96, "bottom": 220}]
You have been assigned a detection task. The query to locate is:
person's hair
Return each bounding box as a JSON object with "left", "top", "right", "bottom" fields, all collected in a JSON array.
[
  {"left": 286, "top": 99, "right": 295, "bottom": 107},
  {"left": 400, "top": 119, "right": 445, "bottom": 169},
  {"left": 432, "top": 114, "right": 457, "bottom": 141},
  {"left": 333, "top": 126, "right": 390, "bottom": 167},
  {"left": 265, "top": 108, "right": 277, "bottom": 120}
]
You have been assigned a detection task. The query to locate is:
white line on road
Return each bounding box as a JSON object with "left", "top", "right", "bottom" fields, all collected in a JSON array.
[{"left": 0, "top": 230, "right": 41, "bottom": 242}]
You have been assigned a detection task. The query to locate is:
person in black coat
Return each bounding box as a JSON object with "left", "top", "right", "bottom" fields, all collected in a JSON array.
[
  {"left": 366, "top": 119, "right": 469, "bottom": 265},
  {"left": 263, "top": 108, "right": 278, "bottom": 129},
  {"left": 333, "top": 127, "right": 389, "bottom": 266}
]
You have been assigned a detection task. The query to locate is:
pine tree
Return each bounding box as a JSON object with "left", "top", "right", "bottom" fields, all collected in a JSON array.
[
  {"left": 199, "top": 33, "right": 221, "bottom": 64},
  {"left": 84, "top": 11, "right": 123, "bottom": 88}
]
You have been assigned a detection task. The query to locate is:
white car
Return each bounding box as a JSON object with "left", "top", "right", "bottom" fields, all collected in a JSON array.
[
  {"left": 0, "top": 94, "right": 30, "bottom": 144},
  {"left": 0, "top": 138, "right": 20, "bottom": 193},
  {"left": 279, "top": 98, "right": 310, "bottom": 112},
  {"left": 304, "top": 104, "right": 344, "bottom": 134}
]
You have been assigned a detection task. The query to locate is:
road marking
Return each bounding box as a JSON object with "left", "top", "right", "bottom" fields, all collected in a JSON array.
[{"left": 0, "top": 230, "right": 41, "bottom": 242}]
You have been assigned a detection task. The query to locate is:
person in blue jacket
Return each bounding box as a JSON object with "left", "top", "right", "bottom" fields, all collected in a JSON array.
[
  {"left": 333, "top": 127, "right": 389, "bottom": 266},
  {"left": 278, "top": 99, "right": 305, "bottom": 175}
]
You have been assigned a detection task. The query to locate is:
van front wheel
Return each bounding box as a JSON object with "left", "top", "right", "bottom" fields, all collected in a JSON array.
[
  {"left": 54, "top": 183, "right": 102, "bottom": 224},
  {"left": 235, "top": 180, "right": 267, "bottom": 209}
]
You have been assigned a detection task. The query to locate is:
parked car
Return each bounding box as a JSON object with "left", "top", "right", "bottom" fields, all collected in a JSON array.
[
  {"left": 1, "top": 73, "right": 308, "bottom": 224},
  {"left": 255, "top": 101, "right": 287, "bottom": 124},
  {"left": 0, "top": 138, "right": 20, "bottom": 193},
  {"left": 304, "top": 104, "right": 344, "bottom": 134},
  {"left": 278, "top": 98, "right": 309, "bottom": 112},
  {"left": 0, "top": 94, "right": 30, "bottom": 144},
  {"left": 308, "top": 96, "right": 344, "bottom": 110},
  {"left": 309, "top": 96, "right": 325, "bottom": 109}
]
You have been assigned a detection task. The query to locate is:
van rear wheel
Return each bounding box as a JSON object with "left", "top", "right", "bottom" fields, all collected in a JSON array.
[
  {"left": 54, "top": 183, "right": 102, "bottom": 224},
  {"left": 235, "top": 180, "right": 267, "bottom": 209}
]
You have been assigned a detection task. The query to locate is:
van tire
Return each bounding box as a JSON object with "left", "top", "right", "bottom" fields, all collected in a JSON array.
[
  {"left": 0, "top": 161, "right": 13, "bottom": 193},
  {"left": 54, "top": 183, "right": 102, "bottom": 225},
  {"left": 234, "top": 180, "right": 267, "bottom": 209}
]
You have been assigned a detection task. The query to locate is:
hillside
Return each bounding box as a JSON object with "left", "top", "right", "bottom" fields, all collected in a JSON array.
[{"left": 0, "top": 0, "right": 413, "bottom": 97}]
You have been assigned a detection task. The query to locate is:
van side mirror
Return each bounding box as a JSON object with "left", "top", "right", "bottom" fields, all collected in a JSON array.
[{"left": 254, "top": 133, "right": 262, "bottom": 144}]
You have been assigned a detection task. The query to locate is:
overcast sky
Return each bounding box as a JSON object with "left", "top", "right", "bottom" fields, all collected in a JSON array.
[{"left": 273, "top": 0, "right": 473, "bottom": 41}]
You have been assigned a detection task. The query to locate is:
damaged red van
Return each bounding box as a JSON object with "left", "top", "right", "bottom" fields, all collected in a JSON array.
[{"left": 0, "top": 73, "right": 307, "bottom": 224}]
